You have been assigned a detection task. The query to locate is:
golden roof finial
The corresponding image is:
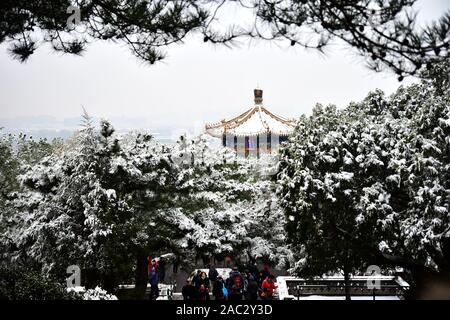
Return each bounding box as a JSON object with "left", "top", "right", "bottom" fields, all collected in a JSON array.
[{"left": 254, "top": 88, "right": 263, "bottom": 105}]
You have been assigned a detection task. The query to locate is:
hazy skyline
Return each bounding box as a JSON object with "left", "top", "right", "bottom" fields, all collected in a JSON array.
[{"left": 1, "top": 0, "right": 448, "bottom": 136}]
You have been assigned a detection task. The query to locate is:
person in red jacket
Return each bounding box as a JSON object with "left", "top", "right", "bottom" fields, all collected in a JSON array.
[
  {"left": 260, "top": 274, "right": 277, "bottom": 300},
  {"left": 148, "top": 257, "right": 158, "bottom": 274}
]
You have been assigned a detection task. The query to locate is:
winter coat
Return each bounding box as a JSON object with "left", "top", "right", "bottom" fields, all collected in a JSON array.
[
  {"left": 196, "top": 276, "right": 210, "bottom": 290},
  {"left": 197, "top": 288, "right": 210, "bottom": 300},
  {"left": 182, "top": 284, "right": 196, "bottom": 300},
  {"left": 158, "top": 259, "right": 166, "bottom": 280},
  {"left": 208, "top": 267, "right": 219, "bottom": 281},
  {"left": 246, "top": 278, "right": 259, "bottom": 300},
  {"left": 191, "top": 274, "right": 199, "bottom": 288},
  {"left": 212, "top": 280, "right": 224, "bottom": 299},
  {"left": 260, "top": 270, "right": 270, "bottom": 284},
  {"left": 148, "top": 270, "right": 158, "bottom": 286},
  {"left": 227, "top": 271, "right": 244, "bottom": 291},
  {"left": 248, "top": 265, "right": 260, "bottom": 283},
  {"left": 148, "top": 257, "right": 159, "bottom": 275},
  {"left": 261, "top": 279, "right": 277, "bottom": 298}
]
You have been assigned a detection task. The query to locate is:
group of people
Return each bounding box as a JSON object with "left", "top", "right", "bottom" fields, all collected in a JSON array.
[{"left": 182, "top": 264, "right": 278, "bottom": 301}]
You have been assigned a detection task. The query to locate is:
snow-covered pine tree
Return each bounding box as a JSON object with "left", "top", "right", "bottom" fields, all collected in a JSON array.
[
  {"left": 167, "top": 134, "right": 292, "bottom": 269},
  {"left": 278, "top": 59, "right": 450, "bottom": 298},
  {"left": 0, "top": 131, "right": 58, "bottom": 261},
  {"left": 7, "top": 115, "right": 188, "bottom": 295},
  {"left": 6, "top": 116, "right": 291, "bottom": 298},
  {"left": 0, "top": 131, "right": 18, "bottom": 212}
]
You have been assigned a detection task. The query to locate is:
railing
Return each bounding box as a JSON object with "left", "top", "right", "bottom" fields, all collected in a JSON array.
[
  {"left": 156, "top": 283, "right": 176, "bottom": 300},
  {"left": 277, "top": 276, "right": 410, "bottom": 300},
  {"left": 291, "top": 284, "right": 408, "bottom": 300}
]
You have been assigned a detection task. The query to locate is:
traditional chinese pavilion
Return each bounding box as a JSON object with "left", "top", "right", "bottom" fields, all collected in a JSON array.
[{"left": 205, "top": 89, "right": 296, "bottom": 156}]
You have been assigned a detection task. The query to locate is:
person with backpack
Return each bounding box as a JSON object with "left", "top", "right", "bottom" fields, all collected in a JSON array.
[
  {"left": 227, "top": 267, "right": 244, "bottom": 301},
  {"left": 260, "top": 274, "right": 277, "bottom": 300}
]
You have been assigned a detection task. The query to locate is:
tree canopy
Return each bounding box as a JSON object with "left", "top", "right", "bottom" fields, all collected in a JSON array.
[
  {"left": 277, "top": 59, "right": 450, "bottom": 296},
  {"left": 1, "top": 0, "right": 448, "bottom": 77},
  {"left": 1, "top": 113, "right": 291, "bottom": 296}
]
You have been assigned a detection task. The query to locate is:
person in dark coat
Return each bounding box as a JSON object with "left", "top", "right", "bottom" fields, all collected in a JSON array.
[
  {"left": 196, "top": 271, "right": 210, "bottom": 291},
  {"left": 246, "top": 274, "right": 259, "bottom": 300},
  {"left": 212, "top": 277, "right": 225, "bottom": 300},
  {"left": 208, "top": 265, "right": 219, "bottom": 282},
  {"left": 197, "top": 284, "right": 210, "bottom": 300},
  {"left": 158, "top": 257, "right": 166, "bottom": 283},
  {"left": 227, "top": 267, "right": 244, "bottom": 301},
  {"left": 191, "top": 270, "right": 202, "bottom": 288},
  {"left": 248, "top": 263, "right": 260, "bottom": 285},
  {"left": 208, "top": 265, "right": 219, "bottom": 291},
  {"left": 182, "top": 280, "right": 196, "bottom": 300},
  {"left": 148, "top": 270, "right": 159, "bottom": 300}
]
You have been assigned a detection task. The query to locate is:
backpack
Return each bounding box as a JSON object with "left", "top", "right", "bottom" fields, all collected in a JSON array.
[{"left": 222, "top": 287, "right": 228, "bottom": 298}]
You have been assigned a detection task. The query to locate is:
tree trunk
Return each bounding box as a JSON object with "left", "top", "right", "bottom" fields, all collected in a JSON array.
[
  {"left": 343, "top": 265, "right": 351, "bottom": 301},
  {"left": 134, "top": 253, "right": 148, "bottom": 299}
]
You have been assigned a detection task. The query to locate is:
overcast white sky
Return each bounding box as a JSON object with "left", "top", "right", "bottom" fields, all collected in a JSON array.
[{"left": 0, "top": 0, "right": 448, "bottom": 135}]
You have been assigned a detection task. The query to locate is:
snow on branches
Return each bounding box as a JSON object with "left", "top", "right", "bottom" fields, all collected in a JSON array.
[
  {"left": 278, "top": 60, "right": 450, "bottom": 279},
  {"left": 2, "top": 116, "right": 290, "bottom": 290}
]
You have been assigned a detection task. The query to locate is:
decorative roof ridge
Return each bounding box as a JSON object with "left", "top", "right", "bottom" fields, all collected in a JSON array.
[
  {"left": 205, "top": 107, "right": 254, "bottom": 129},
  {"left": 225, "top": 106, "right": 260, "bottom": 130},
  {"left": 227, "top": 130, "right": 291, "bottom": 137},
  {"left": 205, "top": 105, "right": 297, "bottom": 131},
  {"left": 260, "top": 107, "right": 297, "bottom": 127},
  {"left": 256, "top": 105, "right": 271, "bottom": 132}
]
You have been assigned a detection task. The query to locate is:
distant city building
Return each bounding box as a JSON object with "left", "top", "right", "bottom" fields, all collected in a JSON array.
[{"left": 205, "top": 89, "right": 296, "bottom": 156}]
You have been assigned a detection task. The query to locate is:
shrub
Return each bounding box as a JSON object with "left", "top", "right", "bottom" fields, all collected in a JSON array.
[{"left": 0, "top": 265, "right": 78, "bottom": 300}]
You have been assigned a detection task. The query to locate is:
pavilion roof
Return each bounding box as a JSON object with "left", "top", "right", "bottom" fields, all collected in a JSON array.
[{"left": 205, "top": 89, "right": 297, "bottom": 137}]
